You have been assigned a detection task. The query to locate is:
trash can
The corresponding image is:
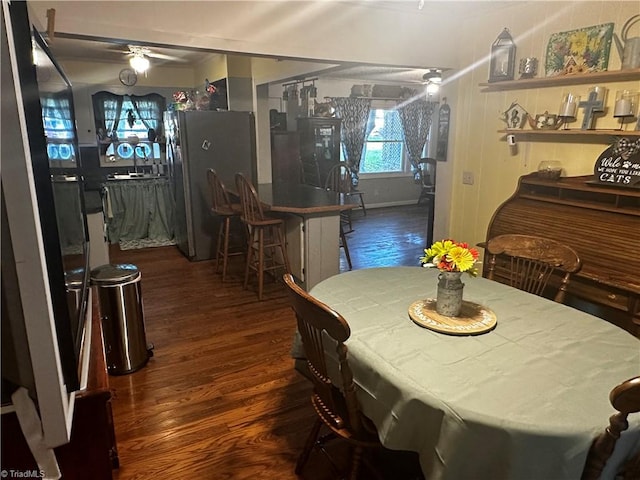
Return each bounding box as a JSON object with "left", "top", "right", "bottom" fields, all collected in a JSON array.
[{"left": 91, "top": 263, "right": 152, "bottom": 375}]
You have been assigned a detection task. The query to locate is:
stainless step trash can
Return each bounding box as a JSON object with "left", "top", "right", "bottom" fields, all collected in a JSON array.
[{"left": 91, "top": 263, "right": 152, "bottom": 375}]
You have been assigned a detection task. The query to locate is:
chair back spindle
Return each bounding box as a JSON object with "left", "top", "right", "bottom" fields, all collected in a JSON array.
[
  {"left": 325, "top": 162, "right": 352, "bottom": 194},
  {"left": 207, "top": 168, "right": 235, "bottom": 215},
  {"left": 486, "top": 234, "right": 581, "bottom": 303},
  {"left": 235, "top": 172, "right": 268, "bottom": 224},
  {"left": 235, "top": 173, "right": 290, "bottom": 300},
  {"left": 582, "top": 376, "right": 640, "bottom": 480},
  {"left": 285, "top": 273, "right": 381, "bottom": 477}
]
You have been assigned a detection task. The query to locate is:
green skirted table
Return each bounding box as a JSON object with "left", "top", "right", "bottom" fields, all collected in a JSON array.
[
  {"left": 102, "top": 177, "right": 175, "bottom": 246},
  {"left": 293, "top": 266, "right": 640, "bottom": 480}
]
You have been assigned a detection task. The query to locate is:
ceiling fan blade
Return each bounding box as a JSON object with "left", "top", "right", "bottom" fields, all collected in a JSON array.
[{"left": 146, "top": 51, "right": 188, "bottom": 62}]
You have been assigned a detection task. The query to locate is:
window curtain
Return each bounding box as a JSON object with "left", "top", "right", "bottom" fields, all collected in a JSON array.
[
  {"left": 92, "top": 91, "right": 123, "bottom": 155},
  {"left": 397, "top": 99, "right": 436, "bottom": 171},
  {"left": 91, "top": 91, "right": 123, "bottom": 139},
  {"left": 41, "top": 92, "right": 73, "bottom": 139},
  {"left": 129, "top": 93, "right": 166, "bottom": 138},
  {"left": 92, "top": 92, "right": 166, "bottom": 150},
  {"left": 331, "top": 97, "right": 372, "bottom": 186}
]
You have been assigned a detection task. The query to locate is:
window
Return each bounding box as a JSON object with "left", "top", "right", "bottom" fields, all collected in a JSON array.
[
  {"left": 359, "top": 108, "right": 405, "bottom": 174},
  {"left": 41, "top": 93, "right": 76, "bottom": 162},
  {"left": 92, "top": 92, "right": 165, "bottom": 163}
]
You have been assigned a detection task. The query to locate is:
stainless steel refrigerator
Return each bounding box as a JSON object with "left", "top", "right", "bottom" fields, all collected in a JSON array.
[{"left": 164, "top": 110, "right": 256, "bottom": 261}]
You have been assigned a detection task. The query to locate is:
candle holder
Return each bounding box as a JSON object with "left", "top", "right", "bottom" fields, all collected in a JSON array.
[
  {"left": 558, "top": 93, "right": 580, "bottom": 130},
  {"left": 613, "top": 90, "right": 639, "bottom": 130}
]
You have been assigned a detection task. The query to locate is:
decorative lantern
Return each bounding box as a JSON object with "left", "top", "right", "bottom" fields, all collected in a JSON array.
[{"left": 489, "top": 28, "right": 516, "bottom": 83}]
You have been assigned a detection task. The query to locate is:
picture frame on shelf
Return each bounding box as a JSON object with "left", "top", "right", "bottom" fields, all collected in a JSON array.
[
  {"left": 544, "top": 23, "right": 614, "bottom": 77},
  {"left": 501, "top": 102, "right": 528, "bottom": 129}
]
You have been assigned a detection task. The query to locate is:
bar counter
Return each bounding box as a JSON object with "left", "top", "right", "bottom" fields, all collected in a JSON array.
[
  {"left": 256, "top": 183, "right": 358, "bottom": 215},
  {"left": 256, "top": 183, "right": 358, "bottom": 289}
]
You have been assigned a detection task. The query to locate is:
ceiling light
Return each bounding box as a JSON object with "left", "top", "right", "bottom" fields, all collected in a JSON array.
[
  {"left": 422, "top": 68, "right": 442, "bottom": 84},
  {"left": 130, "top": 54, "right": 150, "bottom": 73},
  {"left": 426, "top": 82, "right": 440, "bottom": 96}
]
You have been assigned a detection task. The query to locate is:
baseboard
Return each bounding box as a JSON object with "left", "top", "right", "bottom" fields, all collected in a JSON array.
[{"left": 362, "top": 200, "right": 417, "bottom": 209}]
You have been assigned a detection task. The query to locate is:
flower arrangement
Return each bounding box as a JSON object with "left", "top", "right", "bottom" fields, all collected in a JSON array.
[{"left": 420, "top": 239, "right": 480, "bottom": 276}]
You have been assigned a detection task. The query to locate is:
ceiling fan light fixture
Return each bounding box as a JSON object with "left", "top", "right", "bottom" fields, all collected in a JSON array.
[
  {"left": 426, "top": 82, "right": 440, "bottom": 95},
  {"left": 422, "top": 68, "right": 442, "bottom": 84},
  {"left": 130, "top": 54, "right": 150, "bottom": 73}
]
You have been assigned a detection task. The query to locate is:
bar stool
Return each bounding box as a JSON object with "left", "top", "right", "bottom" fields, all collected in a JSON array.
[
  {"left": 234, "top": 173, "right": 291, "bottom": 300},
  {"left": 207, "top": 169, "right": 244, "bottom": 282},
  {"left": 324, "top": 162, "right": 353, "bottom": 270}
]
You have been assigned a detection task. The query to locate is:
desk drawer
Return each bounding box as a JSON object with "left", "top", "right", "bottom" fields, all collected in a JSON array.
[{"left": 568, "top": 278, "right": 637, "bottom": 314}]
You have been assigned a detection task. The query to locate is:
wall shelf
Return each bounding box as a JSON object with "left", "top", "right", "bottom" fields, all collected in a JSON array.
[
  {"left": 479, "top": 68, "right": 640, "bottom": 92},
  {"left": 498, "top": 129, "right": 640, "bottom": 138}
]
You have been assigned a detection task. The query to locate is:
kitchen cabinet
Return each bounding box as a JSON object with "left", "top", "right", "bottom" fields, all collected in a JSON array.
[
  {"left": 271, "top": 131, "right": 301, "bottom": 185},
  {"left": 2, "top": 299, "right": 118, "bottom": 479},
  {"left": 297, "top": 117, "right": 341, "bottom": 187}
]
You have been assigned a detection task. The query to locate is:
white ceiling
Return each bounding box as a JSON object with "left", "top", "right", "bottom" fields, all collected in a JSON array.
[
  {"left": 39, "top": 1, "right": 516, "bottom": 86},
  {"left": 47, "top": 33, "right": 434, "bottom": 86}
]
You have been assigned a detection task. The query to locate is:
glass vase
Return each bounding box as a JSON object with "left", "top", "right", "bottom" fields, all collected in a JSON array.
[{"left": 436, "top": 271, "right": 464, "bottom": 317}]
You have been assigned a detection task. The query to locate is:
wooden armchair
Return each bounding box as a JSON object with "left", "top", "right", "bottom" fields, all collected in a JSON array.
[
  {"left": 582, "top": 376, "right": 640, "bottom": 480},
  {"left": 485, "top": 234, "right": 581, "bottom": 303},
  {"left": 283, "top": 274, "right": 381, "bottom": 479}
]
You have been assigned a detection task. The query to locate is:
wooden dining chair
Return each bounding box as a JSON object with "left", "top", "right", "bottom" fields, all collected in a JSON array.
[
  {"left": 416, "top": 158, "right": 437, "bottom": 246},
  {"left": 485, "top": 234, "right": 582, "bottom": 303},
  {"left": 416, "top": 157, "right": 436, "bottom": 205},
  {"left": 207, "top": 169, "right": 244, "bottom": 282},
  {"left": 235, "top": 173, "right": 291, "bottom": 300},
  {"left": 324, "top": 162, "right": 354, "bottom": 270},
  {"left": 582, "top": 376, "right": 640, "bottom": 480},
  {"left": 325, "top": 161, "right": 366, "bottom": 218},
  {"left": 283, "top": 274, "right": 382, "bottom": 480}
]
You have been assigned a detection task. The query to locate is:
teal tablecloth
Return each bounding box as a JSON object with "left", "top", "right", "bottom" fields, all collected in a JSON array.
[{"left": 302, "top": 267, "right": 640, "bottom": 480}]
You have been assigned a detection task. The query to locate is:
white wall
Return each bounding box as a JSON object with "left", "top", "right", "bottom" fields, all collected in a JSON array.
[{"left": 449, "top": 1, "right": 640, "bottom": 246}]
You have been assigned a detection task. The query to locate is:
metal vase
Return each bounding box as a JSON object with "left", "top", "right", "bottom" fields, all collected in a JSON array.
[{"left": 436, "top": 271, "right": 464, "bottom": 317}]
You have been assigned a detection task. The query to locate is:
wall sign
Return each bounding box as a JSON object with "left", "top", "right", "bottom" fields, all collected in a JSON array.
[
  {"left": 436, "top": 99, "right": 450, "bottom": 162},
  {"left": 593, "top": 138, "right": 640, "bottom": 188}
]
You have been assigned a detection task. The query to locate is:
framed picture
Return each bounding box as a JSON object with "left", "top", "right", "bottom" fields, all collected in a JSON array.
[
  {"left": 545, "top": 23, "right": 614, "bottom": 77},
  {"left": 436, "top": 101, "right": 450, "bottom": 161}
]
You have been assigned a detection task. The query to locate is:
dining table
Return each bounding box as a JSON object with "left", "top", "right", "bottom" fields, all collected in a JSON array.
[{"left": 293, "top": 266, "right": 640, "bottom": 480}]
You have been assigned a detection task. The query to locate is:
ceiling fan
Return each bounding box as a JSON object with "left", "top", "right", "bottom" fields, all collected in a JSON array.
[
  {"left": 422, "top": 68, "right": 442, "bottom": 96},
  {"left": 111, "top": 44, "right": 188, "bottom": 71}
]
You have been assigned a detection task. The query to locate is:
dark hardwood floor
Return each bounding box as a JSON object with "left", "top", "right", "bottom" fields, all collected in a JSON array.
[{"left": 108, "top": 205, "right": 429, "bottom": 480}]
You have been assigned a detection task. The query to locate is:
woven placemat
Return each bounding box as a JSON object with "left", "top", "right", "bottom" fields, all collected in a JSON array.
[{"left": 408, "top": 298, "right": 497, "bottom": 336}]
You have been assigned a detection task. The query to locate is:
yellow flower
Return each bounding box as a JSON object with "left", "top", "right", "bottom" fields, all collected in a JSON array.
[
  {"left": 446, "top": 246, "right": 476, "bottom": 273},
  {"left": 428, "top": 240, "right": 454, "bottom": 258},
  {"left": 570, "top": 31, "right": 588, "bottom": 56}
]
